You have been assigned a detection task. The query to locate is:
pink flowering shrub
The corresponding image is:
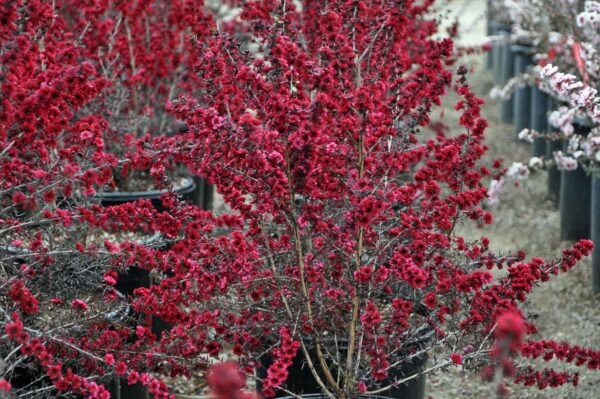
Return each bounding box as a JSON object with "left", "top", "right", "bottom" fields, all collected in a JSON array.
[
  {"left": 0, "top": 1, "right": 599, "bottom": 399},
  {"left": 541, "top": 64, "right": 600, "bottom": 123}
]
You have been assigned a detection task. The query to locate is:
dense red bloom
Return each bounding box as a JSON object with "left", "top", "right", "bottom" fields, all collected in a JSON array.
[
  {"left": 0, "top": 1, "right": 597, "bottom": 398},
  {"left": 7, "top": 280, "right": 39, "bottom": 314}
]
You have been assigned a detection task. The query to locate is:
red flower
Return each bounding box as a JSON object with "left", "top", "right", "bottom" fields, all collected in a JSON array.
[
  {"left": 70, "top": 299, "right": 88, "bottom": 311},
  {"left": 424, "top": 292, "right": 437, "bottom": 309},
  {"left": 207, "top": 361, "right": 248, "bottom": 399},
  {"left": 0, "top": 379, "right": 12, "bottom": 393},
  {"left": 450, "top": 353, "right": 463, "bottom": 365},
  {"left": 42, "top": 190, "right": 56, "bottom": 203},
  {"left": 206, "top": 341, "right": 222, "bottom": 357},
  {"left": 104, "top": 354, "right": 115, "bottom": 366},
  {"left": 12, "top": 191, "right": 26, "bottom": 204},
  {"left": 115, "top": 362, "right": 128, "bottom": 376},
  {"left": 496, "top": 311, "right": 526, "bottom": 341},
  {"left": 47, "top": 364, "right": 62, "bottom": 380}
]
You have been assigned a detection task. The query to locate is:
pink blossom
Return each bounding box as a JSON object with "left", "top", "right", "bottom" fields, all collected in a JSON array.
[
  {"left": 79, "top": 130, "right": 94, "bottom": 140},
  {"left": 541, "top": 64, "right": 600, "bottom": 123},
  {"left": 487, "top": 177, "right": 506, "bottom": 206},
  {"left": 554, "top": 151, "right": 579, "bottom": 171}
]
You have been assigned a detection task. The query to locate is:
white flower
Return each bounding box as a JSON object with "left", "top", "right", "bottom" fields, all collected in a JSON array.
[
  {"left": 566, "top": 81, "right": 584, "bottom": 92},
  {"left": 487, "top": 177, "right": 506, "bottom": 207},
  {"left": 517, "top": 129, "right": 534, "bottom": 143},
  {"left": 590, "top": 136, "right": 600, "bottom": 146},
  {"left": 585, "top": 1, "right": 600, "bottom": 12},
  {"left": 568, "top": 136, "right": 581, "bottom": 153},
  {"left": 506, "top": 162, "right": 530, "bottom": 179},
  {"left": 563, "top": 123, "right": 575, "bottom": 136},
  {"left": 554, "top": 151, "right": 579, "bottom": 171},
  {"left": 528, "top": 157, "right": 544, "bottom": 169},
  {"left": 575, "top": 87, "right": 598, "bottom": 107},
  {"left": 541, "top": 64, "right": 558, "bottom": 77},
  {"left": 582, "top": 141, "right": 592, "bottom": 156},
  {"left": 548, "top": 32, "right": 562, "bottom": 44},
  {"left": 490, "top": 87, "right": 506, "bottom": 100}
]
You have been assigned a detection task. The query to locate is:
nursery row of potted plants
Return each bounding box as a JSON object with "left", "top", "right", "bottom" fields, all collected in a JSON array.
[
  {"left": 1, "top": 2, "right": 599, "bottom": 399},
  {"left": 486, "top": 0, "right": 600, "bottom": 293}
]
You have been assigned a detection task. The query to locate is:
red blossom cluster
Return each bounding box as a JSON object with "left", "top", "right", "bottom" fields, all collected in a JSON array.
[
  {"left": 208, "top": 361, "right": 260, "bottom": 399},
  {"left": 1, "top": 1, "right": 599, "bottom": 399},
  {"left": 483, "top": 311, "right": 528, "bottom": 397},
  {"left": 260, "top": 327, "right": 299, "bottom": 397}
]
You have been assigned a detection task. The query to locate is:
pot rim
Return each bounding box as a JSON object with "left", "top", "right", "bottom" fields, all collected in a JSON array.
[{"left": 97, "top": 176, "right": 196, "bottom": 201}]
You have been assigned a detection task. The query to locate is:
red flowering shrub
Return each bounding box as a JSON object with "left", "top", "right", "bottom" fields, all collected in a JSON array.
[
  {"left": 57, "top": 0, "right": 214, "bottom": 189},
  {"left": 0, "top": 1, "right": 598, "bottom": 399},
  {"left": 0, "top": 1, "right": 192, "bottom": 397},
  {"left": 165, "top": 1, "right": 597, "bottom": 398}
]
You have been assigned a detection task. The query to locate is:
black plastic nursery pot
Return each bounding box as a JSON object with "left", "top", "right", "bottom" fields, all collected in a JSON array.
[
  {"left": 485, "top": 31, "right": 493, "bottom": 70},
  {"left": 511, "top": 45, "right": 534, "bottom": 138},
  {"left": 492, "top": 38, "right": 503, "bottom": 85},
  {"left": 173, "top": 121, "right": 215, "bottom": 211},
  {"left": 109, "top": 284, "right": 153, "bottom": 399},
  {"left": 113, "top": 232, "right": 167, "bottom": 297},
  {"left": 109, "top": 376, "right": 150, "bottom": 399},
  {"left": 259, "top": 339, "right": 428, "bottom": 399},
  {"left": 560, "top": 166, "right": 591, "bottom": 240},
  {"left": 4, "top": 354, "right": 52, "bottom": 397},
  {"left": 530, "top": 87, "right": 550, "bottom": 157},
  {"left": 111, "top": 270, "right": 152, "bottom": 399},
  {"left": 192, "top": 175, "right": 214, "bottom": 210},
  {"left": 486, "top": 20, "right": 502, "bottom": 70},
  {"left": 492, "top": 23, "right": 511, "bottom": 86},
  {"left": 100, "top": 178, "right": 192, "bottom": 343},
  {"left": 111, "top": 234, "right": 170, "bottom": 398},
  {"left": 98, "top": 177, "right": 197, "bottom": 212},
  {"left": 546, "top": 139, "right": 563, "bottom": 208},
  {"left": 499, "top": 42, "right": 515, "bottom": 124},
  {"left": 559, "top": 119, "right": 594, "bottom": 241}
]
